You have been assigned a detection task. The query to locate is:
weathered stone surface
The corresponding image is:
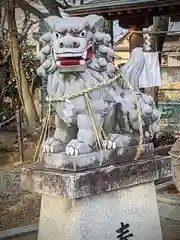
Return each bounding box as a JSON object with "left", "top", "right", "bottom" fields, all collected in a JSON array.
[
  {"left": 43, "top": 143, "right": 154, "bottom": 171},
  {"left": 37, "top": 182, "right": 163, "bottom": 240},
  {"left": 21, "top": 155, "right": 172, "bottom": 199}
]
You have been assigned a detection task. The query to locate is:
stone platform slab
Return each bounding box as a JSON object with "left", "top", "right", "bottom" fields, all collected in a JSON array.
[
  {"left": 43, "top": 143, "right": 154, "bottom": 171},
  {"left": 22, "top": 155, "right": 172, "bottom": 199}
]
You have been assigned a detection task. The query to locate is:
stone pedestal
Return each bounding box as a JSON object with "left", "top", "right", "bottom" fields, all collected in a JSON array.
[
  {"left": 21, "top": 155, "right": 172, "bottom": 240},
  {"left": 38, "top": 182, "right": 161, "bottom": 240}
]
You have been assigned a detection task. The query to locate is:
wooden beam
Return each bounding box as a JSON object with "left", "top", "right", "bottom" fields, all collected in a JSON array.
[
  {"left": 119, "top": 15, "right": 153, "bottom": 29},
  {"left": 108, "top": 12, "right": 113, "bottom": 16},
  {"left": 67, "top": 3, "right": 180, "bottom": 22},
  {"left": 158, "top": 7, "right": 163, "bottom": 11},
  {"left": 171, "top": 15, "right": 180, "bottom": 21},
  {"left": 117, "top": 11, "right": 123, "bottom": 15},
  {"left": 67, "top": 0, "right": 180, "bottom": 16},
  {"left": 127, "top": 10, "right": 133, "bottom": 14},
  {"left": 137, "top": 9, "right": 142, "bottom": 13},
  {"left": 130, "top": 30, "right": 180, "bottom": 35},
  {"left": 170, "top": 6, "right": 176, "bottom": 10}
]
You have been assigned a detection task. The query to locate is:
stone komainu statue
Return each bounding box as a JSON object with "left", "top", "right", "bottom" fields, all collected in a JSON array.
[{"left": 37, "top": 14, "right": 160, "bottom": 156}]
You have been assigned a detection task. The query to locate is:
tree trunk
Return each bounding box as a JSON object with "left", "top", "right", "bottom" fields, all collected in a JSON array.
[
  {"left": 7, "top": 0, "right": 40, "bottom": 131},
  {"left": 0, "top": 7, "right": 5, "bottom": 121},
  {"left": 0, "top": 55, "right": 5, "bottom": 121}
]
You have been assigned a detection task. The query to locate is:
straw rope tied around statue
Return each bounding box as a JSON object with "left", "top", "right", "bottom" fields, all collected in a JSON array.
[
  {"left": 32, "top": 14, "right": 162, "bottom": 161},
  {"left": 32, "top": 71, "right": 144, "bottom": 163},
  {"left": 32, "top": 98, "right": 52, "bottom": 163}
]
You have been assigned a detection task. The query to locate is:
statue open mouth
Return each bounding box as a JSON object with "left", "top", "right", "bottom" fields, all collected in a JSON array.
[{"left": 56, "top": 46, "right": 93, "bottom": 67}]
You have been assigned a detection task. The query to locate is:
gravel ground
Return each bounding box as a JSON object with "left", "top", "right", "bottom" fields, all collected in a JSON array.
[
  {"left": 161, "top": 217, "right": 180, "bottom": 240},
  {"left": 0, "top": 191, "right": 41, "bottom": 231},
  {"left": 0, "top": 133, "right": 40, "bottom": 231}
]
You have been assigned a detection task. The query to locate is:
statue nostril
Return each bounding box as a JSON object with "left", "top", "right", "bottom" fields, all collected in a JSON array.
[
  {"left": 60, "top": 42, "right": 64, "bottom": 48},
  {"left": 73, "top": 41, "right": 79, "bottom": 48}
]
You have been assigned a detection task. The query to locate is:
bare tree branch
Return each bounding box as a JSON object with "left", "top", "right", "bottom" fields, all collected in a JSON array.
[
  {"left": 1, "top": 6, "right": 7, "bottom": 28},
  {"left": 40, "top": 0, "right": 61, "bottom": 16},
  {"left": 21, "top": 9, "right": 30, "bottom": 33},
  {"left": 16, "top": 0, "right": 49, "bottom": 20},
  {"left": 19, "top": 20, "right": 39, "bottom": 43},
  {"left": 0, "top": 50, "right": 10, "bottom": 65}
]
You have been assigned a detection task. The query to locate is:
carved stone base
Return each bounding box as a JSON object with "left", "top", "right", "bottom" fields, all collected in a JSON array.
[
  {"left": 37, "top": 182, "right": 162, "bottom": 240},
  {"left": 22, "top": 155, "right": 171, "bottom": 199},
  {"left": 43, "top": 143, "right": 154, "bottom": 171},
  {"left": 21, "top": 155, "right": 172, "bottom": 240}
]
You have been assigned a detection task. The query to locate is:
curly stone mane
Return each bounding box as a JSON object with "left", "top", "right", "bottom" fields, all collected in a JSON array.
[{"left": 37, "top": 25, "right": 116, "bottom": 80}]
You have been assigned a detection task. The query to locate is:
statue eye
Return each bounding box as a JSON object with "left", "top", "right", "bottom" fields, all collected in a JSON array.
[
  {"left": 55, "top": 32, "right": 61, "bottom": 38},
  {"left": 79, "top": 29, "right": 87, "bottom": 38}
]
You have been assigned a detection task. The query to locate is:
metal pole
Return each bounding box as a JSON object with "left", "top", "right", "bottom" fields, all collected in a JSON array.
[{"left": 16, "top": 107, "right": 24, "bottom": 162}]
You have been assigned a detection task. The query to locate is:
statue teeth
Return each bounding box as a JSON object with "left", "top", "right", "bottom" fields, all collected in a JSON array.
[
  {"left": 80, "top": 60, "right": 85, "bottom": 65},
  {"left": 56, "top": 61, "right": 61, "bottom": 66},
  {"left": 81, "top": 51, "right": 87, "bottom": 59}
]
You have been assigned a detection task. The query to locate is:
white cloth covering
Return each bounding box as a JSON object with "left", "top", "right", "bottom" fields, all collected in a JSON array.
[
  {"left": 121, "top": 48, "right": 162, "bottom": 91},
  {"left": 139, "top": 52, "right": 162, "bottom": 88}
]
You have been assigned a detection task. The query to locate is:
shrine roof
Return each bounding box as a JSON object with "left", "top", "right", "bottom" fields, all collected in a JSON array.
[
  {"left": 66, "top": 0, "right": 180, "bottom": 17},
  {"left": 68, "top": 0, "right": 157, "bottom": 11}
]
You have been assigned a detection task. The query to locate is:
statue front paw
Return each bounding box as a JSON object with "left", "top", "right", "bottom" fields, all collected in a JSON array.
[
  {"left": 103, "top": 134, "right": 132, "bottom": 153},
  {"left": 43, "top": 137, "right": 64, "bottom": 153},
  {"left": 66, "top": 139, "right": 93, "bottom": 156}
]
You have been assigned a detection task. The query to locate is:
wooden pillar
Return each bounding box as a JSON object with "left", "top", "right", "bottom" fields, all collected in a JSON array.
[
  {"left": 129, "top": 25, "right": 144, "bottom": 52},
  {"left": 109, "top": 19, "right": 114, "bottom": 47}
]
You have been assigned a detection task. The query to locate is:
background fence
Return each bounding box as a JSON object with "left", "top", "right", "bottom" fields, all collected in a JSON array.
[{"left": 158, "top": 89, "right": 180, "bottom": 137}]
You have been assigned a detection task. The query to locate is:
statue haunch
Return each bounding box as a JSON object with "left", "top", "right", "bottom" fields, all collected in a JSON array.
[{"left": 37, "top": 14, "right": 161, "bottom": 156}]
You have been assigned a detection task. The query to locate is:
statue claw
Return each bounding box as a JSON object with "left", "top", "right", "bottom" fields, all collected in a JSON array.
[
  {"left": 66, "top": 146, "right": 79, "bottom": 156},
  {"left": 43, "top": 144, "right": 50, "bottom": 153},
  {"left": 66, "top": 139, "right": 93, "bottom": 156},
  {"left": 43, "top": 137, "right": 64, "bottom": 153},
  {"left": 74, "top": 149, "right": 79, "bottom": 156},
  {"left": 43, "top": 144, "right": 54, "bottom": 154},
  {"left": 103, "top": 134, "right": 132, "bottom": 151},
  {"left": 50, "top": 146, "right": 54, "bottom": 153},
  {"left": 103, "top": 140, "right": 116, "bottom": 150}
]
